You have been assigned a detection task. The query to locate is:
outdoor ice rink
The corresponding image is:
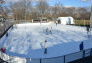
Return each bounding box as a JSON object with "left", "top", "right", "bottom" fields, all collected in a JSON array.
[{"left": 0, "top": 22, "right": 92, "bottom": 59}]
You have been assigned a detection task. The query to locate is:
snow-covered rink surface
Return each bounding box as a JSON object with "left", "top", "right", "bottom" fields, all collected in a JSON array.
[{"left": 0, "top": 22, "right": 92, "bottom": 59}]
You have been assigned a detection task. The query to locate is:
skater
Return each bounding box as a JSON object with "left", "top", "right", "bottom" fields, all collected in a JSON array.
[
  {"left": 86, "top": 25, "right": 90, "bottom": 34},
  {"left": 46, "top": 28, "right": 49, "bottom": 35},
  {"left": 49, "top": 27, "right": 52, "bottom": 34},
  {"left": 46, "top": 28, "right": 48, "bottom": 32},
  {"left": 50, "top": 30, "right": 52, "bottom": 34},
  {"left": 44, "top": 40, "right": 47, "bottom": 54},
  {"left": 40, "top": 20, "right": 42, "bottom": 24},
  {"left": 79, "top": 42, "right": 85, "bottom": 58},
  {"left": 56, "top": 21, "right": 58, "bottom": 26},
  {"left": 86, "top": 25, "right": 91, "bottom": 38},
  {"left": 79, "top": 42, "right": 84, "bottom": 51},
  {"left": 6, "top": 32, "right": 8, "bottom": 37},
  {"left": 0, "top": 47, "right": 6, "bottom": 53},
  {"left": 11, "top": 26, "right": 13, "bottom": 29}
]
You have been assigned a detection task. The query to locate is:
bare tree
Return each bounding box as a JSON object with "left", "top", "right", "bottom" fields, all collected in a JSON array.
[
  {"left": 0, "top": 0, "right": 7, "bottom": 18},
  {"left": 36, "top": 0, "right": 49, "bottom": 19},
  {"left": 74, "top": 7, "right": 90, "bottom": 20},
  {"left": 52, "top": 0, "right": 63, "bottom": 19},
  {"left": 11, "top": 0, "right": 32, "bottom": 21}
]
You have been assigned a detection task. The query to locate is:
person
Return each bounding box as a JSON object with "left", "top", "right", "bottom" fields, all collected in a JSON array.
[
  {"left": 44, "top": 40, "right": 47, "bottom": 54},
  {"left": 80, "top": 42, "right": 84, "bottom": 51},
  {"left": 6, "top": 32, "right": 8, "bottom": 37},
  {"left": 86, "top": 25, "right": 91, "bottom": 38},
  {"left": 11, "top": 26, "right": 13, "bottom": 29},
  {"left": 56, "top": 21, "right": 58, "bottom": 26},
  {"left": 44, "top": 48, "right": 47, "bottom": 54},
  {"left": 49, "top": 27, "right": 52, "bottom": 34},
  {"left": 46, "top": 28, "right": 48, "bottom": 35},
  {"left": 86, "top": 25, "right": 90, "bottom": 34},
  {"left": 0, "top": 48, "right": 6, "bottom": 53},
  {"left": 50, "top": 30, "right": 52, "bottom": 34}
]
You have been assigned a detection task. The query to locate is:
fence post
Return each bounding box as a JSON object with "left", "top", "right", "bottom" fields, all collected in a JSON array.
[
  {"left": 26, "top": 58, "right": 30, "bottom": 63},
  {"left": 40, "top": 59, "right": 42, "bottom": 63},
  {"left": 90, "top": 48, "right": 92, "bottom": 56},
  {"left": 64, "top": 55, "right": 65, "bottom": 63},
  {"left": 83, "top": 50, "right": 85, "bottom": 58}
]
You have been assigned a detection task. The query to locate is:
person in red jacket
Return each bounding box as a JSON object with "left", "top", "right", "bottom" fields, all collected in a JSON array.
[{"left": 0, "top": 47, "right": 6, "bottom": 53}]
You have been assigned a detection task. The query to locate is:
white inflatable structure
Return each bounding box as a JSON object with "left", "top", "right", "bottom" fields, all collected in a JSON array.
[{"left": 57, "top": 17, "right": 75, "bottom": 25}]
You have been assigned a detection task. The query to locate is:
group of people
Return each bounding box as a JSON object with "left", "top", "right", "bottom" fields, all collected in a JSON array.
[{"left": 45, "top": 27, "right": 52, "bottom": 35}]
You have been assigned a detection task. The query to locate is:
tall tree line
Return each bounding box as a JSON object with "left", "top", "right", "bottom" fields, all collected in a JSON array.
[
  {"left": 0, "top": 0, "right": 8, "bottom": 18},
  {"left": 7, "top": 0, "right": 90, "bottom": 21}
]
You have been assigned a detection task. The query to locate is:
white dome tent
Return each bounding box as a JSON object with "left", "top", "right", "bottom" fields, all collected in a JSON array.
[{"left": 57, "top": 17, "right": 75, "bottom": 25}]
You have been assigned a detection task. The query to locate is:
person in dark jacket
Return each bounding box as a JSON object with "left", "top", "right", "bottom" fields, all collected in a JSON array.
[
  {"left": 44, "top": 40, "right": 47, "bottom": 54},
  {"left": 80, "top": 42, "right": 84, "bottom": 51},
  {"left": 6, "top": 33, "right": 8, "bottom": 37},
  {"left": 86, "top": 25, "right": 91, "bottom": 38},
  {"left": 86, "top": 25, "right": 90, "bottom": 34}
]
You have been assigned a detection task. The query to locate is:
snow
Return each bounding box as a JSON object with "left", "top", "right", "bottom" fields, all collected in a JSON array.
[{"left": 0, "top": 22, "right": 92, "bottom": 59}]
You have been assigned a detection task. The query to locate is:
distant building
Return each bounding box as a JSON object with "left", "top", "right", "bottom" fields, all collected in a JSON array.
[
  {"left": 32, "top": 17, "right": 48, "bottom": 23},
  {"left": 57, "top": 17, "right": 75, "bottom": 25}
]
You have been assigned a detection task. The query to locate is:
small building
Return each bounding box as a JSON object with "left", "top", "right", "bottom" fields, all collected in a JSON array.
[
  {"left": 57, "top": 17, "right": 75, "bottom": 25},
  {"left": 32, "top": 19, "right": 41, "bottom": 23},
  {"left": 32, "top": 17, "right": 48, "bottom": 23}
]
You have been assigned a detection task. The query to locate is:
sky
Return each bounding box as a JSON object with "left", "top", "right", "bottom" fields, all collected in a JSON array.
[
  {"left": 2, "top": 0, "right": 92, "bottom": 7},
  {"left": 49, "top": 0, "right": 91, "bottom": 7}
]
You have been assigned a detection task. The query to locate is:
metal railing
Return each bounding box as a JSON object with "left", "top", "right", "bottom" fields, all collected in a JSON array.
[
  {"left": 29, "top": 48, "right": 92, "bottom": 63},
  {"left": 0, "top": 47, "right": 92, "bottom": 63}
]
